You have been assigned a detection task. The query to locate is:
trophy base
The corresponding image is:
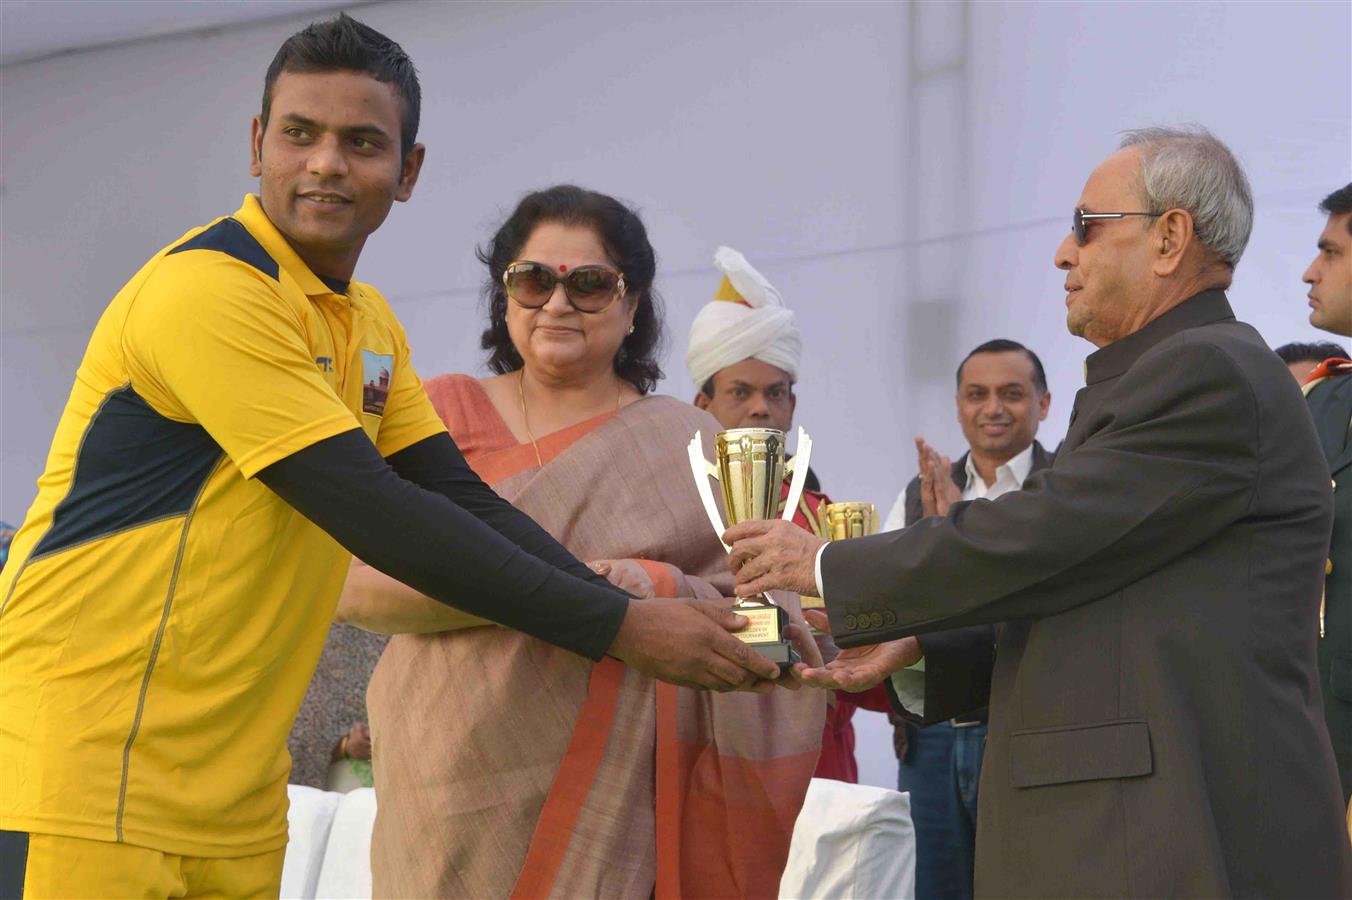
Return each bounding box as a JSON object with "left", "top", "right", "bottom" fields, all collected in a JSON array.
[{"left": 733, "top": 598, "right": 799, "bottom": 675}]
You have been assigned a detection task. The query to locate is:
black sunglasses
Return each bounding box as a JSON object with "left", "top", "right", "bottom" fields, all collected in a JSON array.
[
  {"left": 1072, "top": 207, "right": 1162, "bottom": 245},
  {"left": 502, "top": 261, "right": 627, "bottom": 313}
]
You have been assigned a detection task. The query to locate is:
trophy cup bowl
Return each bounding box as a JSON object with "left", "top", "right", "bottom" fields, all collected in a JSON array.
[
  {"left": 824, "top": 501, "right": 878, "bottom": 541},
  {"left": 801, "top": 502, "right": 879, "bottom": 630},
  {"left": 688, "top": 426, "right": 813, "bottom": 673}
]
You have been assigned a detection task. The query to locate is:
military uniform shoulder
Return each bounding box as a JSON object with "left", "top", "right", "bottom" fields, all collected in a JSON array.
[
  {"left": 1305, "top": 362, "right": 1352, "bottom": 403},
  {"left": 1305, "top": 358, "right": 1352, "bottom": 384}
]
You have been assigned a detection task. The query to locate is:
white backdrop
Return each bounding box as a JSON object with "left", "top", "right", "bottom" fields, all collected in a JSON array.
[{"left": 2, "top": 0, "right": 1349, "bottom": 789}]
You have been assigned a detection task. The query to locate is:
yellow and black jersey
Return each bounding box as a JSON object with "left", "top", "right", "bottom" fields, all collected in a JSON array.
[{"left": 0, "top": 195, "right": 445, "bottom": 856}]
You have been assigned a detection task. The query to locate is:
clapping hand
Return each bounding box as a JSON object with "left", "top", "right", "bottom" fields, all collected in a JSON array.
[
  {"left": 916, "top": 437, "right": 960, "bottom": 517},
  {"left": 793, "top": 609, "right": 922, "bottom": 692}
]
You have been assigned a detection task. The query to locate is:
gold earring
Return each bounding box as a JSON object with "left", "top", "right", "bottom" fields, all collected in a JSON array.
[{"left": 627, "top": 324, "right": 635, "bottom": 336}]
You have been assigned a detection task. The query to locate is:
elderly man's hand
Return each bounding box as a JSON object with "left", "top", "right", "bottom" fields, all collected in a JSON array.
[
  {"left": 724, "top": 519, "right": 825, "bottom": 597},
  {"left": 794, "top": 610, "right": 923, "bottom": 692}
]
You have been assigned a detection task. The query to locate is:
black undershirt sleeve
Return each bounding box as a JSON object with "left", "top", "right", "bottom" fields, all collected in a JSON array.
[
  {"left": 256, "top": 429, "right": 630, "bottom": 661},
  {"left": 385, "top": 432, "right": 620, "bottom": 592}
]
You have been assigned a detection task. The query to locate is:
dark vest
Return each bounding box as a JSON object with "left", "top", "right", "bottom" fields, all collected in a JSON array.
[
  {"left": 897, "top": 440, "right": 1055, "bottom": 730},
  {"left": 902, "top": 440, "right": 1056, "bottom": 528}
]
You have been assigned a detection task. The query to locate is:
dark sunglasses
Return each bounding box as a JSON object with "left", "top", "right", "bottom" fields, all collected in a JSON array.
[
  {"left": 1072, "top": 207, "right": 1162, "bottom": 245},
  {"left": 502, "top": 261, "right": 627, "bottom": 313}
]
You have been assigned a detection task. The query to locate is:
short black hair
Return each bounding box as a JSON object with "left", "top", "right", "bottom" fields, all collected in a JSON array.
[
  {"left": 262, "top": 14, "right": 420, "bottom": 157},
  {"left": 956, "top": 339, "right": 1048, "bottom": 395},
  {"left": 1274, "top": 341, "right": 1349, "bottom": 366},
  {"left": 1319, "top": 183, "right": 1352, "bottom": 235},
  {"left": 478, "top": 185, "right": 666, "bottom": 394}
]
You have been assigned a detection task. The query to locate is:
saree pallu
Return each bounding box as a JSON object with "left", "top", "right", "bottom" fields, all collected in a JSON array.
[{"left": 367, "top": 376, "right": 824, "bottom": 898}]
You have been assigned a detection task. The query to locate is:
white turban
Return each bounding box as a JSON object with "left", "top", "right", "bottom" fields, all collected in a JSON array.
[{"left": 686, "top": 246, "right": 802, "bottom": 390}]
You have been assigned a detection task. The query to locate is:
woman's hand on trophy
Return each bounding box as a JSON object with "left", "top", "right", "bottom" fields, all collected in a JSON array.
[
  {"left": 589, "top": 559, "right": 656, "bottom": 598},
  {"left": 724, "top": 519, "right": 825, "bottom": 597},
  {"left": 794, "top": 613, "right": 923, "bottom": 693}
]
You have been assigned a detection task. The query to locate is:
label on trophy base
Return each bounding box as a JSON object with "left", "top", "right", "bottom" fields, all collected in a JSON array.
[
  {"left": 798, "top": 595, "right": 826, "bottom": 610},
  {"left": 734, "top": 605, "right": 783, "bottom": 644}
]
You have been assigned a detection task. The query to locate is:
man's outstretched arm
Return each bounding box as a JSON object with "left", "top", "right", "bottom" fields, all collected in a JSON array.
[
  {"left": 258, "top": 428, "right": 780, "bottom": 690},
  {"left": 383, "top": 432, "right": 616, "bottom": 592}
]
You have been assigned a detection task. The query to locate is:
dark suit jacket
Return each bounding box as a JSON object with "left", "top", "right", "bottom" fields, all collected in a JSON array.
[
  {"left": 1307, "top": 367, "right": 1352, "bottom": 803},
  {"left": 825, "top": 291, "right": 1352, "bottom": 897},
  {"left": 895, "top": 443, "right": 1055, "bottom": 729}
]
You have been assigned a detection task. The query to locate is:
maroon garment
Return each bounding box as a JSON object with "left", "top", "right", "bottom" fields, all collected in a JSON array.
[{"left": 814, "top": 684, "right": 892, "bottom": 782}]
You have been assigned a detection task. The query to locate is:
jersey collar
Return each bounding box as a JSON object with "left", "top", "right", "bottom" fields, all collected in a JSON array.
[{"left": 233, "top": 193, "right": 347, "bottom": 298}]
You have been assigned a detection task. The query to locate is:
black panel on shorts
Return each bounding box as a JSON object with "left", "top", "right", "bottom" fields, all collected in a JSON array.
[
  {"left": 167, "top": 217, "right": 278, "bottom": 280},
  {"left": 0, "top": 830, "right": 29, "bottom": 899},
  {"left": 31, "top": 386, "right": 223, "bottom": 559}
]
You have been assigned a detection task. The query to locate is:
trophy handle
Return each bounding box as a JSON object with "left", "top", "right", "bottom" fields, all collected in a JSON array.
[
  {"left": 781, "top": 427, "right": 812, "bottom": 521},
  {"left": 688, "top": 432, "right": 731, "bottom": 552}
]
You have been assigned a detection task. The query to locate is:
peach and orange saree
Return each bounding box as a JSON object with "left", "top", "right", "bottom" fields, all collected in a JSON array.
[{"left": 367, "top": 375, "right": 824, "bottom": 898}]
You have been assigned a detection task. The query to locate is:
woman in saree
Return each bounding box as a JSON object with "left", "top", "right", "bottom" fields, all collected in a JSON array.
[{"left": 337, "top": 185, "right": 825, "bottom": 899}]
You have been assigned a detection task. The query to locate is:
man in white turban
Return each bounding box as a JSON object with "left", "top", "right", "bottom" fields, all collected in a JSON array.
[
  {"left": 687, "top": 246, "right": 891, "bottom": 783},
  {"left": 688, "top": 246, "right": 802, "bottom": 434}
]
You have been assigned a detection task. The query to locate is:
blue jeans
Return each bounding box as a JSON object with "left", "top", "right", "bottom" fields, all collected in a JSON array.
[{"left": 897, "top": 720, "right": 986, "bottom": 900}]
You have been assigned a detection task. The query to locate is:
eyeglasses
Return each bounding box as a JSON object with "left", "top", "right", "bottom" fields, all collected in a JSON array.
[
  {"left": 502, "top": 261, "right": 627, "bottom": 313},
  {"left": 1072, "top": 207, "right": 1162, "bottom": 245}
]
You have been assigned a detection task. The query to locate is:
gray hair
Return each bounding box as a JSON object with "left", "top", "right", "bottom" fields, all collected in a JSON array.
[{"left": 1118, "top": 126, "right": 1254, "bottom": 269}]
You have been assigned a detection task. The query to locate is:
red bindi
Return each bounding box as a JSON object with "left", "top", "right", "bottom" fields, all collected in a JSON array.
[{"left": 558, "top": 264, "right": 568, "bottom": 273}]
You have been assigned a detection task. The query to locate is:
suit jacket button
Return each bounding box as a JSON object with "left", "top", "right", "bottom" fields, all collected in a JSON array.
[
  {"left": 869, "top": 612, "right": 884, "bottom": 628},
  {"left": 844, "top": 614, "right": 857, "bottom": 630},
  {"left": 883, "top": 610, "right": 897, "bottom": 626}
]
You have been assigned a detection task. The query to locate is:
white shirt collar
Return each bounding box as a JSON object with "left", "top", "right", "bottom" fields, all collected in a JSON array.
[{"left": 963, "top": 441, "right": 1037, "bottom": 498}]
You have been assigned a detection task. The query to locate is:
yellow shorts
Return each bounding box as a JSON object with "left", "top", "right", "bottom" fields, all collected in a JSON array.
[{"left": 0, "top": 831, "right": 285, "bottom": 899}]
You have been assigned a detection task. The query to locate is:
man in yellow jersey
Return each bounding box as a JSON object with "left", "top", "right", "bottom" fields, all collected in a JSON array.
[{"left": 0, "top": 15, "right": 780, "bottom": 898}]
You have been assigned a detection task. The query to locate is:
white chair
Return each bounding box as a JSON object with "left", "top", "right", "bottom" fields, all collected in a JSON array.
[
  {"left": 285, "top": 779, "right": 912, "bottom": 899},
  {"left": 282, "top": 784, "right": 376, "bottom": 900},
  {"left": 778, "top": 777, "right": 916, "bottom": 899},
  {"left": 313, "top": 787, "right": 377, "bottom": 899},
  {"left": 281, "top": 785, "right": 340, "bottom": 900}
]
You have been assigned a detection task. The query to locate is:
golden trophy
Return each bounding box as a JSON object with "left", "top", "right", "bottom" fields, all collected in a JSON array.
[
  {"left": 688, "top": 426, "right": 813, "bottom": 671},
  {"left": 801, "top": 502, "right": 878, "bottom": 629},
  {"left": 823, "top": 501, "right": 879, "bottom": 541}
]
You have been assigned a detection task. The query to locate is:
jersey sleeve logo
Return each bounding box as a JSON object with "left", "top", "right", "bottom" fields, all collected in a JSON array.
[{"left": 361, "top": 350, "right": 394, "bottom": 416}]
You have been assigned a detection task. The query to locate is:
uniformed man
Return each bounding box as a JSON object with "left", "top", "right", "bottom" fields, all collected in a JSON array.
[{"left": 1300, "top": 182, "right": 1352, "bottom": 809}]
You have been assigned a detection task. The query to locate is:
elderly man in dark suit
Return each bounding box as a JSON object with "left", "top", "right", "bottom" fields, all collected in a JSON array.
[{"left": 727, "top": 126, "right": 1352, "bottom": 896}]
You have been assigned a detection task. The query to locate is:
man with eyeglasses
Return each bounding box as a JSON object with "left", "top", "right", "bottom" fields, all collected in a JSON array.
[{"left": 722, "top": 126, "right": 1352, "bottom": 895}]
